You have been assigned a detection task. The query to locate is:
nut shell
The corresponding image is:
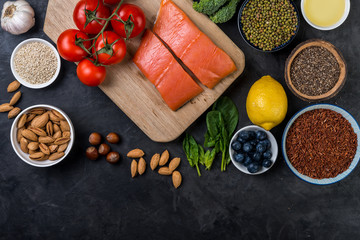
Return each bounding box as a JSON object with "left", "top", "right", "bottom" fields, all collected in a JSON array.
[
  {"left": 106, "top": 132, "right": 120, "bottom": 144},
  {"left": 138, "top": 157, "right": 146, "bottom": 175},
  {"left": 89, "top": 132, "right": 102, "bottom": 145},
  {"left": 159, "top": 150, "right": 169, "bottom": 166},
  {"left": 106, "top": 152, "right": 120, "bottom": 164},
  {"left": 86, "top": 146, "right": 99, "bottom": 160},
  {"left": 172, "top": 171, "right": 182, "bottom": 189}
]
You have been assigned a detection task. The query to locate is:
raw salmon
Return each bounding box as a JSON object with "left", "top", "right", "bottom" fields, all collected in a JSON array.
[
  {"left": 153, "top": 0, "right": 237, "bottom": 89},
  {"left": 133, "top": 30, "right": 203, "bottom": 111}
]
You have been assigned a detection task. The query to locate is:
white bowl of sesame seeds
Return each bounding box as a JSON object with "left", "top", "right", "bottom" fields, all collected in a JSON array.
[{"left": 10, "top": 38, "right": 61, "bottom": 89}]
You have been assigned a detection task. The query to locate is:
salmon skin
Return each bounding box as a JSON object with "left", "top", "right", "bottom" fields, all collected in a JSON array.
[
  {"left": 153, "top": 0, "right": 237, "bottom": 89},
  {"left": 133, "top": 30, "right": 203, "bottom": 111}
]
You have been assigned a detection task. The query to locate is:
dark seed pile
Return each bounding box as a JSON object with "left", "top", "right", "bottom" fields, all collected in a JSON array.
[
  {"left": 290, "top": 46, "right": 340, "bottom": 96},
  {"left": 241, "top": 0, "right": 298, "bottom": 51},
  {"left": 286, "top": 109, "right": 357, "bottom": 179}
]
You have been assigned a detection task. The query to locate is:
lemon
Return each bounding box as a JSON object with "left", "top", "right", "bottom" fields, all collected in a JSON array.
[{"left": 246, "top": 76, "right": 288, "bottom": 131}]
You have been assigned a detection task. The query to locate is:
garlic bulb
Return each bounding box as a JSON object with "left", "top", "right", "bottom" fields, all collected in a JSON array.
[{"left": 1, "top": 0, "right": 35, "bottom": 35}]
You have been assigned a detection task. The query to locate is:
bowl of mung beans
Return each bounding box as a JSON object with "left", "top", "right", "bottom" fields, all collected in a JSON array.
[
  {"left": 10, "top": 38, "right": 61, "bottom": 89},
  {"left": 238, "top": 0, "right": 300, "bottom": 52}
]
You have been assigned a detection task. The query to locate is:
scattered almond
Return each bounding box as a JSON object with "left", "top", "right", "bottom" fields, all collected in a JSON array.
[
  {"left": 60, "top": 120, "right": 70, "bottom": 132},
  {"left": 127, "top": 149, "right": 144, "bottom": 158},
  {"left": 8, "top": 107, "right": 21, "bottom": 119},
  {"left": 150, "top": 153, "right": 160, "bottom": 170},
  {"left": 158, "top": 167, "right": 172, "bottom": 176},
  {"left": 29, "top": 152, "right": 45, "bottom": 161},
  {"left": 22, "top": 129, "right": 38, "bottom": 142},
  {"left": 172, "top": 171, "right": 182, "bottom": 189},
  {"left": 0, "top": 103, "right": 14, "bottom": 112},
  {"left": 31, "top": 113, "right": 49, "bottom": 128},
  {"left": 38, "top": 136, "right": 54, "bottom": 144},
  {"left": 7, "top": 80, "right": 21, "bottom": 93},
  {"left": 9, "top": 91, "right": 21, "bottom": 106},
  {"left": 138, "top": 157, "right": 146, "bottom": 175},
  {"left": 29, "top": 127, "right": 47, "bottom": 137},
  {"left": 17, "top": 114, "right": 27, "bottom": 128},
  {"left": 30, "top": 108, "right": 45, "bottom": 115},
  {"left": 27, "top": 142, "right": 39, "bottom": 151},
  {"left": 20, "top": 137, "right": 29, "bottom": 153},
  {"left": 169, "top": 157, "right": 181, "bottom": 172},
  {"left": 131, "top": 160, "right": 138, "bottom": 178},
  {"left": 49, "top": 152, "right": 64, "bottom": 161},
  {"left": 159, "top": 150, "right": 169, "bottom": 166}
]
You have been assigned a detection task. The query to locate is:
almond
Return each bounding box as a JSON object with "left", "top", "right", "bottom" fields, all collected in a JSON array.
[
  {"left": 127, "top": 149, "right": 144, "bottom": 158},
  {"left": 26, "top": 113, "right": 36, "bottom": 122},
  {"left": 60, "top": 120, "right": 70, "bottom": 132},
  {"left": 169, "top": 157, "right": 181, "bottom": 172},
  {"left": 138, "top": 157, "right": 146, "bottom": 175},
  {"left": 8, "top": 107, "right": 21, "bottom": 119},
  {"left": 21, "top": 129, "right": 38, "bottom": 142},
  {"left": 54, "top": 137, "right": 70, "bottom": 145},
  {"left": 49, "top": 144, "right": 59, "bottom": 153},
  {"left": 20, "top": 137, "right": 29, "bottom": 153},
  {"left": 7, "top": 80, "right": 21, "bottom": 92},
  {"left": 27, "top": 142, "right": 39, "bottom": 151},
  {"left": 0, "top": 103, "right": 14, "bottom": 112},
  {"left": 150, "top": 153, "right": 160, "bottom": 170},
  {"left": 159, "top": 150, "right": 169, "bottom": 166},
  {"left": 29, "top": 152, "right": 45, "bottom": 161},
  {"left": 9, "top": 91, "right": 21, "bottom": 106},
  {"left": 53, "top": 124, "right": 60, "bottom": 132},
  {"left": 46, "top": 122, "right": 53, "bottom": 136},
  {"left": 57, "top": 143, "right": 68, "bottom": 153},
  {"left": 39, "top": 143, "right": 50, "bottom": 155},
  {"left": 42, "top": 155, "right": 50, "bottom": 161},
  {"left": 17, "top": 127, "right": 24, "bottom": 143},
  {"left": 158, "top": 167, "right": 172, "bottom": 176},
  {"left": 29, "top": 127, "right": 47, "bottom": 137},
  {"left": 30, "top": 108, "right": 45, "bottom": 115},
  {"left": 172, "top": 171, "right": 182, "bottom": 189},
  {"left": 53, "top": 131, "right": 62, "bottom": 139},
  {"left": 51, "top": 110, "right": 65, "bottom": 120},
  {"left": 62, "top": 131, "right": 71, "bottom": 138},
  {"left": 38, "top": 136, "right": 54, "bottom": 144},
  {"left": 49, "top": 152, "right": 65, "bottom": 161},
  {"left": 49, "top": 111, "right": 61, "bottom": 122},
  {"left": 29, "top": 150, "right": 37, "bottom": 155},
  {"left": 131, "top": 160, "right": 138, "bottom": 178},
  {"left": 31, "top": 112, "right": 49, "bottom": 128},
  {"left": 17, "top": 114, "right": 27, "bottom": 128}
]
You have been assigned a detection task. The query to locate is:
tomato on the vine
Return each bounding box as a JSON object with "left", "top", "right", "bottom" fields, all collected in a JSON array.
[
  {"left": 73, "top": 0, "right": 111, "bottom": 34},
  {"left": 92, "top": 31, "right": 126, "bottom": 65},
  {"left": 111, "top": 4, "right": 146, "bottom": 39},
  {"left": 77, "top": 59, "right": 106, "bottom": 87},
  {"left": 103, "top": 0, "right": 121, "bottom": 5},
  {"left": 57, "top": 29, "right": 91, "bottom": 62}
]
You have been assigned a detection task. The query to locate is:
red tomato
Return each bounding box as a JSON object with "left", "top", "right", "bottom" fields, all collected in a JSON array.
[
  {"left": 73, "top": 0, "right": 110, "bottom": 34},
  {"left": 57, "top": 29, "right": 91, "bottom": 62},
  {"left": 111, "top": 4, "right": 146, "bottom": 39},
  {"left": 103, "top": 0, "right": 121, "bottom": 5},
  {"left": 92, "top": 31, "right": 126, "bottom": 65},
  {"left": 77, "top": 59, "right": 106, "bottom": 86}
]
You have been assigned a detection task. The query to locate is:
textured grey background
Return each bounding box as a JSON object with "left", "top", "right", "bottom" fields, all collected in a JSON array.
[{"left": 1, "top": 0, "right": 360, "bottom": 239}]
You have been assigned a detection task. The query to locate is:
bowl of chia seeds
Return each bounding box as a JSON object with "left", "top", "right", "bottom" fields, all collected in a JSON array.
[
  {"left": 285, "top": 39, "right": 347, "bottom": 102},
  {"left": 238, "top": 0, "right": 300, "bottom": 52},
  {"left": 10, "top": 38, "right": 61, "bottom": 89}
]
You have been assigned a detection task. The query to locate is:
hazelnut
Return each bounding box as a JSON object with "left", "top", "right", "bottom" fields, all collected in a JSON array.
[
  {"left": 86, "top": 146, "right": 99, "bottom": 160},
  {"left": 98, "top": 143, "right": 110, "bottom": 155},
  {"left": 106, "top": 151, "right": 120, "bottom": 164},
  {"left": 106, "top": 132, "right": 120, "bottom": 144},
  {"left": 89, "top": 132, "right": 102, "bottom": 145}
]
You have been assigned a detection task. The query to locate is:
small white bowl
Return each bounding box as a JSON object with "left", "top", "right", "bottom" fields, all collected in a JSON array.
[
  {"left": 229, "top": 125, "right": 278, "bottom": 175},
  {"left": 301, "top": 0, "right": 350, "bottom": 31},
  {"left": 10, "top": 104, "right": 75, "bottom": 167},
  {"left": 10, "top": 38, "right": 61, "bottom": 89}
]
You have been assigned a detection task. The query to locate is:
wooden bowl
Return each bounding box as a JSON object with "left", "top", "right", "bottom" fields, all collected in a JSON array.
[{"left": 285, "top": 39, "right": 347, "bottom": 102}]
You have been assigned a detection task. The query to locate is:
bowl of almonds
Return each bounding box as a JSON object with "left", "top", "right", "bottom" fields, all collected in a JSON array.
[{"left": 10, "top": 104, "right": 75, "bottom": 167}]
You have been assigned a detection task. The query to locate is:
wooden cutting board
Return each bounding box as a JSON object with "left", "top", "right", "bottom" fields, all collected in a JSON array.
[{"left": 44, "top": 0, "right": 245, "bottom": 142}]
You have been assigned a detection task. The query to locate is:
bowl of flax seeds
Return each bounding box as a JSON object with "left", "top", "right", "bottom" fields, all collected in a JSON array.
[{"left": 282, "top": 104, "right": 360, "bottom": 185}]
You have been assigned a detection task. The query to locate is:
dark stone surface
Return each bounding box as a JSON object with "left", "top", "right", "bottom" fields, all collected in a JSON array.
[{"left": 1, "top": 1, "right": 360, "bottom": 239}]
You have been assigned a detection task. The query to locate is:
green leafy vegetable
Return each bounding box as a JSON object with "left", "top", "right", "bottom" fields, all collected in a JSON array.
[
  {"left": 204, "top": 149, "right": 217, "bottom": 170},
  {"left": 183, "top": 133, "right": 201, "bottom": 176},
  {"left": 212, "top": 96, "right": 239, "bottom": 136},
  {"left": 210, "top": 0, "right": 240, "bottom": 24},
  {"left": 193, "top": 0, "right": 229, "bottom": 15}
]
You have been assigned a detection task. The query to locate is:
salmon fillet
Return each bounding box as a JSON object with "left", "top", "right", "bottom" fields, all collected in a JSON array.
[
  {"left": 133, "top": 30, "right": 203, "bottom": 111},
  {"left": 153, "top": 0, "right": 237, "bottom": 89}
]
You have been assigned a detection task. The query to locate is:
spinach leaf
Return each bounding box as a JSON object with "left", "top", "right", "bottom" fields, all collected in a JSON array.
[
  {"left": 183, "top": 133, "right": 202, "bottom": 176},
  {"left": 204, "top": 148, "right": 217, "bottom": 170},
  {"left": 212, "top": 96, "right": 239, "bottom": 137},
  {"left": 198, "top": 144, "right": 205, "bottom": 165},
  {"left": 206, "top": 110, "right": 223, "bottom": 138}
]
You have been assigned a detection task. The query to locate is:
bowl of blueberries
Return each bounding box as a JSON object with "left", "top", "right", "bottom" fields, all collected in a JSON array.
[{"left": 229, "top": 125, "right": 278, "bottom": 175}]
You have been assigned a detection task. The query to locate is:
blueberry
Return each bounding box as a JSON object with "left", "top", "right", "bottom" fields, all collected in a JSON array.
[
  {"left": 242, "top": 142, "right": 253, "bottom": 153},
  {"left": 243, "top": 156, "right": 252, "bottom": 167},
  {"left": 247, "top": 163, "right": 260, "bottom": 173},
  {"left": 248, "top": 131, "right": 256, "bottom": 139},
  {"left": 234, "top": 153, "right": 245, "bottom": 163},
  {"left": 259, "top": 139, "right": 271, "bottom": 149},
  {"left": 256, "top": 142, "right": 266, "bottom": 153},
  {"left": 262, "top": 159, "right": 272, "bottom": 168},
  {"left": 249, "top": 139, "right": 257, "bottom": 146},
  {"left": 263, "top": 150, "right": 272, "bottom": 159},
  {"left": 231, "top": 141, "right": 242, "bottom": 151},
  {"left": 252, "top": 152, "right": 262, "bottom": 162},
  {"left": 237, "top": 137, "right": 247, "bottom": 143},
  {"left": 239, "top": 131, "right": 250, "bottom": 140},
  {"left": 256, "top": 130, "right": 267, "bottom": 140}
]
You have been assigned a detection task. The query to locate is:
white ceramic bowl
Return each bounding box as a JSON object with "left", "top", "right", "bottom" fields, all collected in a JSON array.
[
  {"left": 301, "top": 0, "right": 350, "bottom": 31},
  {"left": 10, "top": 38, "right": 61, "bottom": 89},
  {"left": 229, "top": 125, "right": 278, "bottom": 175},
  {"left": 282, "top": 104, "right": 360, "bottom": 185},
  {"left": 10, "top": 104, "right": 75, "bottom": 167}
]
